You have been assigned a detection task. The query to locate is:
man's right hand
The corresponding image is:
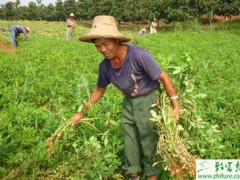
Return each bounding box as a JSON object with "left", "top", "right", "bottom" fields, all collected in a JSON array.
[{"left": 71, "top": 112, "right": 84, "bottom": 126}]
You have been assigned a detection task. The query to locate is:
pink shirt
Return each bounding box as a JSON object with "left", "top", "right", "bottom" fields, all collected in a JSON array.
[{"left": 67, "top": 18, "right": 76, "bottom": 27}]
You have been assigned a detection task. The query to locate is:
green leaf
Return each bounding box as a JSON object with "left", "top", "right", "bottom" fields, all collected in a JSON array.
[
  {"left": 150, "top": 110, "right": 158, "bottom": 119},
  {"left": 173, "top": 68, "right": 182, "bottom": 74}
]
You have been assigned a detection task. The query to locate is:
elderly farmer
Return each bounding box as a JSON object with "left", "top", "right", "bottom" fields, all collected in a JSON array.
[
  {"left": 9, "top": 25, "right": 30, "bottom": 48},
  {"left": 71, "top": 15, "right": 179, "bottom": 180},
  {"left": 66, "top": 13, "right": 77, "bottom": 40}
]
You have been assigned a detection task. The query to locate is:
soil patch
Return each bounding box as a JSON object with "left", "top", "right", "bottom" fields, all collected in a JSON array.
[
  {"left": 0, "top": 41, "right": 13, "bottom": 52},
  {"left": 200, "top": 14, "right": 240, "bottom": 23}
]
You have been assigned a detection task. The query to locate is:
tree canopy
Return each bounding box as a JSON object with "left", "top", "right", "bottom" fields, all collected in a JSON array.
[{"left": 0, "top": 0, "right": 239, "bottom": 23}]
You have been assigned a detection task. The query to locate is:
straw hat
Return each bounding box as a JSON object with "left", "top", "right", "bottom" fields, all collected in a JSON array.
[
  {"left": 25, "top": 27, "right": 30, "bottom": 32},
  {"left": 68, "top": 13, "right": 76, "bottom": 18},
  {"left": 79, "top": 15, "right": 131, "bottom": 43}
]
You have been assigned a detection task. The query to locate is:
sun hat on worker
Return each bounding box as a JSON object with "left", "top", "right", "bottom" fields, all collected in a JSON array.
[
  {"left": 78, "top": 15, "right": 131, "bottom": 43},
  {"left": 25, "top": 26, "right": 30, "bottom": 32},
  {"left": 68, "top": 13, "right": 76, "bottom": 18}
]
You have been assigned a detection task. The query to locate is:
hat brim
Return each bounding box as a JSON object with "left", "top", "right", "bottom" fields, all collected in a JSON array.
[
  {"left": 25, "top": 27, "right": 30, "bottom": 32},
  {"left": 79, "top": 34, "right": 131, "bottom": 43}
]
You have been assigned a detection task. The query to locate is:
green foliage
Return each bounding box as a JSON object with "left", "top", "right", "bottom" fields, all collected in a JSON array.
[
  {"left": 134, "top": 28, "right": 240, "bottom": 160},
  {"left": 0, "top": 0, "right": 239, "bottom": 22},
  {"left": 165, "top": 54, "right": 225, "bottom": 159},
  {"left": 215, "top": 0, "right": 240, "bottom": 16},
  {"left": 0, "top": 20, "right": 239, "bottom": 179},
  {"left": 0, "top": 21, "right": 124, "bottom": 179}
]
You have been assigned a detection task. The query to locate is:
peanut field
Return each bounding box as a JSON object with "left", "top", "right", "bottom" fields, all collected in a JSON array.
[{"left": 0, "top": 19, "right": 239, "bottom": 179}]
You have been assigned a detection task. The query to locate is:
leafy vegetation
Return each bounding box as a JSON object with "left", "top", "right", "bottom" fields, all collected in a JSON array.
[
  {"left": 0, "top": 0, "right": 239, "bottom": 24},
  {"left": 0, "top": 19, "right": 240, "bottom": 179}
]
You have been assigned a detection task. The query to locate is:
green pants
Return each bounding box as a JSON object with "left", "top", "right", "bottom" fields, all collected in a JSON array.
[{"left": 122, "top": 91, "right": 161, "bottom": 176}]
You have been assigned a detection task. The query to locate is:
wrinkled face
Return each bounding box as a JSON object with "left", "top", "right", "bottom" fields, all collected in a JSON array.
[{"left": 94, "top": 38, "right": 119, "bottom": 60}]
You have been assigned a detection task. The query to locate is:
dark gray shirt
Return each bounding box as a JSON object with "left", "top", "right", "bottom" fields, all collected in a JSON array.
[
  {"left": 9, "top": 25, "right": 28, "bottom": 40},
  {"left": 97, "top": 44, "right": 163, "bottom": 97}
]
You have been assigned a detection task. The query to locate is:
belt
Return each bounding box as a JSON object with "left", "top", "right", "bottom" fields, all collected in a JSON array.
[{"left": 126, "top": 88, "right": 159, "bottom": 99}]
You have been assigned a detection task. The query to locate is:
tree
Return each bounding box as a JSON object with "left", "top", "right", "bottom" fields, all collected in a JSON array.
[
  {"left": 0, "top": 0, "right": 239, "bottom": 23},
  {"left": 14, "top": 0, "right": 21, "bottom": 19},
  {"left": 109, "top": 0, "right": 125, "bottom": 24},
  {"left": 36, "top": 0, "right": 42, "bottom": 4},
  {"left": 4, "top": 2, "right": 15, "bottom": 20},
  {"left": 63, "top": 0, "right": 76, "bottom": 19},
  {"left": 215, "top": 0, "right": 240, "bottom": 21},
  {"left": 16, "top": 0, "right": 21, "bottom": 7},
  {"left": 147, "top": 0, "right": 162, "bottom": 20},
  {"left": 160, "top": 0, "right": 187, "bottom": 26},
  {"left": 44, "top": 3, "right": 55, "bottom": 21},
  {"left": 35, "top": 0, "right": 44, "bottom": 20},
  {"left": 0, "top": 5, "right": 6, "bottom": 19},
  {"left": 76, "top": 0, "right": 89, "bottom": 20},
  {"left": 166, "top": 7, "right": 186, "bottom": 27},
  {"left": 18, "top": 6, "right": 29, "bottom": 20},
  {"left": 27, "top": 2, "right": 38, "bottom": 20},
  {"left": 55, "top": 0, "right": 65, "bottom": 21},
  {"left": 98, "top": 0, "right": 112, "bottom": 15}
]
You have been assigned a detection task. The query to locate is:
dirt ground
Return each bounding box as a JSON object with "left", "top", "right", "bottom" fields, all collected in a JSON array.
[
  {"left": 200, "top": 14, "right": 240, "bottom": 23},
  {"left": 0, "top": 41, "right": 13, "bottom": 52}
]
